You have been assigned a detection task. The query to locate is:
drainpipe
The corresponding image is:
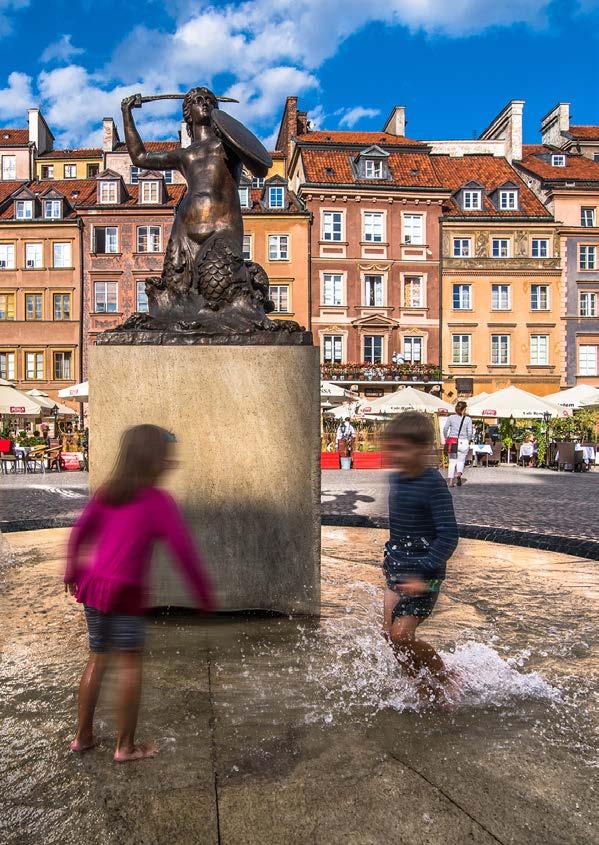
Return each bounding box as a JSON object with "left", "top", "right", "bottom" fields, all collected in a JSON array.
[
  {"left": 307, "top": 209, "right": 313, "bottom": 336},
  {"left": 77, "top": 216, "right": 85, "bottom": 426},
  {"left": 438, "top": 217, "right": 444, "bottom": 392}
]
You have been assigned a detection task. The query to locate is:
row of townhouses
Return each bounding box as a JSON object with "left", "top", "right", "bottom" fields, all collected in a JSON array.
[{"left": 0, "top": 100, "right": 598, "bottom": 408}]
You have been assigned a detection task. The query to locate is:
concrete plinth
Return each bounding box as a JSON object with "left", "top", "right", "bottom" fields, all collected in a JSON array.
[{"left": 89, "top": 345, "right": 320, "bottom": 615}]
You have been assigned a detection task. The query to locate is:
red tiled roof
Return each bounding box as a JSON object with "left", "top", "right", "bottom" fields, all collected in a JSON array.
[
  {"left": 0, "top": 128, "right": 28, "bottom": 147},
  {"left": 114, "top": 140, "right": 179, "bottom": 152},
  {"left": 37, "top": 148, "right": 102, "bottom": 160},
  {"left": 297, "top": 130, "right": 424, "bottom": 147},
  {"left": 569, "top": 125, "right": 599, "bottom": 141},
  {"left": 301, "top": 148, "right": 443, "bottom": 188},
  {"left": 0, "top": 180, "right": 28, "bottom": 204},
  {"left": 519, "top": 144, "right": 599, "bottom": 183},
  {"left": 269, "top": 150, "right": 286, "bottom": 160},
  {"left": 432, "top": 155, "right": 551, "bottom": 218}
]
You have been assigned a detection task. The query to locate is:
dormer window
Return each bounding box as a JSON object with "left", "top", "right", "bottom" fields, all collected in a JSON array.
[
  {"left": 99, "top": 181, "right": 118, "bottom": 204},
  {"left": 463, "top": 190, "right": 482, "bottom": 211},
  {"left": 268, "top": 186, "right": 284, "bottom": 209},
  {"left": 140, "top": 181, "right": 160, "bottom": 204},
  {"left": 238, "top": 187, "right": 250, "bottom": 208},
  {"left": 252, "top": 177, "right": 264, "bottom": 188},
  {"left": 499, "top": 189, "right": 518, "bottom": 211},
  {"left": 44, "top": 199, "right": 62, "bottom": 220},
  {"left": 15, "top": 200, "right": 33, "bottom": 220},
  {"left": 364, "top": 159, "right": 383, "bottom": 179},
  {"left": 551, "top": 154, "right": 566, "bottom": 167}
]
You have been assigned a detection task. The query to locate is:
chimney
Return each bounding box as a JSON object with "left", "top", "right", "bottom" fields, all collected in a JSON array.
[
  {"left": 383, "top": 106, "right": 406, "bottom": 137},
  {"left": 180, "top": 121, "right": 192, "bottom": 148},
  {"left": 28, "top": 108, "right": 54, "bottom": 155},
  {"left": 478, "top": 100, "right": 524, "bottom": 162},
  {"left": 541, "top": 103, "right": 570, "bottom": 148},
  {"left": 102, "top": 117, "right": 120, "bottom": 152},
  {"left": 275, "top": 96, "right": 299, "bottom": 170}
]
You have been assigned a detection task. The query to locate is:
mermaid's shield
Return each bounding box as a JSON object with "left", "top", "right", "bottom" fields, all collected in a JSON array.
[{"left": 212, "top": 110, "right": 272, "bottom": 177}]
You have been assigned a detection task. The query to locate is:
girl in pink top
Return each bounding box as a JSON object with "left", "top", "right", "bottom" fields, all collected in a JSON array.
[{"left": 65, "top": 424, "right": 214, "bottom": 762}]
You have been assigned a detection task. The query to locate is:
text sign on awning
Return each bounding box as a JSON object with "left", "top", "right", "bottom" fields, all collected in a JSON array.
[{"left": 9, "top": 406, "right": 26, "bottom": 413}]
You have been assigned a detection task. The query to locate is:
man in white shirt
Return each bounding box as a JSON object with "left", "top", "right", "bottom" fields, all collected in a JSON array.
[{"left": 336, "top": 418, "right": 356, "bottom": 452}]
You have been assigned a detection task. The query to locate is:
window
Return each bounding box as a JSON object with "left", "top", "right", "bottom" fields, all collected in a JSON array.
[
  {"left": 137, "top": 226, "right": 161, "bottom": 253},
  {"left": 403, "top": 336, "right": 422, "bottom": 363},
  {"left": 130, "top": 166, "right": 141, "bottom": 184},
  {"left": 531, "top": 284, "right": 549, "bottom": 310},
  {"left": 364, "top": 275, "right": 383, "bottom": 307},
  {"left": 44, "top": 200, "right": 62, "bottom": 220},
  {"left": 94, "top": 281, "right": 118, "bottom": 313},
  {"left": 491, "top": 334, "right": 510, "bottom": 365},
  {"left": 53, "top": 293, "right": 71, "bottom": 320},
  {"left": 453, "top": 284, "right": 471, "bottom": 310},
  {"left": 530, "top": 335, "right": 549, "bottom": 365},
  {"left": 594, "top": 154, "right": 599, "bottom": 163},
  {"left": 403, "top": 214, "right": 424, "bottom": 244},
  {"left": 25, "top": 243, "right": 43, "bottom": 269},
  {"left": 531, "top": 238, "right": 549, "bottom": 258},
  {"left": 492, "top": 238, "right": 510, "bottom": 258},
  {"left": 499, "top": 190, "right": 518, "bottom": 210},
  {"left": 242, "top": 234, "right": 252, "bottom": 260},
  {"left": 2, "top": 155, "right": 16, "bottom": 179},
  {"left": 453, "top": 238, "right": 471, "bottom": 257},
  {"left": 323, "top": 335, "right": 342, "bottom": 364},
  {"left": 462, "top": 190, "right": 481, "bottom": 211},
  {"left": 0, "top": 243, "right": 15, "bottom": 269},
  {"left": 322, "top": 211, "right": 343, "bottom": 241},
  {"left": 268, "top": 234, "right": 288, "bottom": 261},
  {"left": 322, "top": 273, "right": 343, "bottom": 306},
  {"left": 579, "top": 345, "right": 598, "bottom": 376},
  {"left": 364, "top": 159, "right": 383, "bottom": 179},
  {"left": 403, "top": 276, "right": 424, "bottom": 308},
  {"left": 452, "top": 334, "right": 471, "bottom": 364},
  {"left": 364, "top": 335, "right": 383, "bottom": 363},
  {"left": 581, "top": 207, "right": 596, "bottom": 227},
  {"left": 252, "top": 177, "right": 264, "bottom": 189},
  {"left": 25, "top": 352, "right": 44, "bottom": 380},
  {"left": 136, "top": 281, "right": 149, "bottom": 313},
  {"left": 238, "top": 187, "right": 250, "bottom": 208},
  {"left": 93, "top": 227, "right": 118, "bottom": 254},
  {"left": 16, "top": 200, "right": 33, "bottom": 220},
  {"left": 551, "top": 154, "right": 566, "bottom": 167},
  {"left": 41, "top": 165, "right": 54, "bottom": 179},
  {"left": 0, "top": 351, "right": 15, "bottom": 379},
  {"left": 0, "top": 293, "right": 15, "bottom": 320},
  {"left": 87, "top": 164, "right": 99, "bottom": 178},
  {"left": 363, "top": 211, "right": 384, "bottom": 242},
  {"left": 491, "top": 284, "right": 511, "bottom": 310},
  {"left": 53, "top": 242, "right": 72, "bottom": 268},
  {"left": 141, "top": 181, "right": 159, "bottom": 204},
  {"left": 53, "top": 351, "right": 72, "bottom": 380},
  {"left": 25, "top": 293, "right": 43, "bottom": 320},
  {"left": 580, "top": 245, "right": 597, "bottom": 270},
  {"left": 164, "top": 170, "right": 173, "bottom": 184},
  {"left": 64, "top": 164, "right": 77, "bottom": 179},
  {"left": 269, "top": 285, "right": 289, "bottom": 312},
  {"left": 268, "top": 186, "right": 284, "bottom": 208},
  {"left": 99, "top": 181, "right": 118, "bottom": 204},
  {"left": 580, "top": 292, "right": 598, "bottom": 317}
]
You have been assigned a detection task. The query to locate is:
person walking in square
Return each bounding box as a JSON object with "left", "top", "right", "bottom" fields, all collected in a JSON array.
[
  {"left": 64, "top": 424, "right": 214, "bottom": 762},
  {"left": 444, "top": 401, "right": 473, "bottom": 488},
  {"left": 382, "top": 412, "right": 459, "bottom": 703}
]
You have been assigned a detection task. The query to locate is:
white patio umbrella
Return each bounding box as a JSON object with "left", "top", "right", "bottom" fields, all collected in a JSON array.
[
  {"left": 58, "top": 381, "right": 89, "bottom": 403},
  {"left": 466, "top": 391, "right": 489, "bottom": 405},
  {"left": 544, "top": 384, "right": 599, "bottom": 410},
  {"left": 360, "top": 386, "right": 454, "bottom": 417},
  {"left": 0, "top": 382, "right": 44, "bottom": 416},
  {"left": 466, "top": 386, "right": 571, "bottom": 419},
  {"left": 325, "top": 400, "right": 365, "bottom": 420},
  {"left": 26, "top": 389, "right": 77, "bottom": 416}
]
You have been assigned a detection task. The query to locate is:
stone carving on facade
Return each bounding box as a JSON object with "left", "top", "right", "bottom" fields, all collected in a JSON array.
[
  {"left": 475, "top": 231, "right": 488, "bottom": 257},
  {"left": 97, "top": 87, "right": 309, "bottom": 346},
  {"left": 515, "top": 230, "right": 528, "bottom": 257},
  {"left": 442, "top": 231, "right": 451, "bottom": 258}
]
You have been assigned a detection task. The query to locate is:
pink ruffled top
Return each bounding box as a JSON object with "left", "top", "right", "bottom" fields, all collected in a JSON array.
[{"left": 64, "top": 487, "right": 214, "bottom": 615}]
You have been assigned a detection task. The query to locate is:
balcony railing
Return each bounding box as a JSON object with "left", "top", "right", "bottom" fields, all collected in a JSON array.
[{"left": 321, "top": 363, "right": 442, "bottom": 382}]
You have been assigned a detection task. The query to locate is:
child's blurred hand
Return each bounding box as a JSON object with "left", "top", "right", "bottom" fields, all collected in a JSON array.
[{"left": 398, "top": 577, "right": 427, "bottom": 596}]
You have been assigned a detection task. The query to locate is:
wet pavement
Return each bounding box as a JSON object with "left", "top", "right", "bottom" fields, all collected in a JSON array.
[{"left": 0, "top": 527, "right": 597, "bottom": 844}]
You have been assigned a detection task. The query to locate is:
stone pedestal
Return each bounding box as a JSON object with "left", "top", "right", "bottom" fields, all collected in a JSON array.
[{"left": 89, "top": 345, "right": 320, "bottom": 615}]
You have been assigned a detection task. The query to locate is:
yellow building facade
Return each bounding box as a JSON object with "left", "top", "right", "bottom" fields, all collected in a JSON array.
[{"left": 35, "top": 150, "right": 102, "bottom": 181}]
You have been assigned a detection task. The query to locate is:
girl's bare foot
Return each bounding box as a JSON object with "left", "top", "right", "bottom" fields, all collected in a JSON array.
[
  {"left": 113, "top": 742, "right": 159, "bottom": 763},
  {"left": 70, "top": 737, "right": 97, "bottom": 753}
]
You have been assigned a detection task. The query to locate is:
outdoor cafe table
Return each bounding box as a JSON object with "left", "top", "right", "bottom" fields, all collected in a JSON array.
[{"left": 470, "top": 443, "right": 493, "bottom": 466}]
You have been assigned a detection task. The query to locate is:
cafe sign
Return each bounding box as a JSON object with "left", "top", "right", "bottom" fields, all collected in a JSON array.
[{"left": 9, "top": 406, "right": 26, "bottom": 413}]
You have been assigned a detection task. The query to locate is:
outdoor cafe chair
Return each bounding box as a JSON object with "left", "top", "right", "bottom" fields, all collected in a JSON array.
[
  {"left": 45, "top": 446, "right": 63, "bottom": 473},
  {"left": 555, "top": 442, "right": 576, "bottom": 472},
  {"left": 0, "top": 451, "right": 18, "bottom": 474},
  {"left": 489, "top": 442, "right": 502, "bottom": 466},
  {"left": 26, "top": 445, "right": 47, "bottom": 474}
]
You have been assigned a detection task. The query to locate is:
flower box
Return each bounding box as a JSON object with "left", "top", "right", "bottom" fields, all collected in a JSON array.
[
  {"left": 352, "top": 451, "right": 382, "bottom": 470},
  {"left": 0, "top": 438, "right": 12, "bottom": 453},
  {"left": 321, "top": 451, "right": 341, "bottom": 469}
]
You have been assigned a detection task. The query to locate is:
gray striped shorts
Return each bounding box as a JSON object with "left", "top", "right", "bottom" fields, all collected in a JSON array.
[{"left": 84, "top": 605, "right": 145, "bottom": 653}]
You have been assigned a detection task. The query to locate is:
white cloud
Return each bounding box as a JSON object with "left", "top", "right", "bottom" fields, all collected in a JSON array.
[
  {"left": 41, "top": 34, "right": 84, "bottom": 64},
  {"left": 0, "top": 70, "right": 33, "bottom": 121},
  {"left": 0, "top": 0, "right": 29, "bottom": 38},
  {"left": 338, "top": 106, "right": 381, "bottom": 128}
]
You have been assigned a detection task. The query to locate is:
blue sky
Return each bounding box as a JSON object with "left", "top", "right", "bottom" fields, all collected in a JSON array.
[{"left": 0, "top": 0, "right": 597, "bottom": 149}]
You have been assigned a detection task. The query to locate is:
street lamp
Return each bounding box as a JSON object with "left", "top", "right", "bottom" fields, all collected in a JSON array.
[{"left": 543, "top": 411, "right": 552, "bottom": 468}]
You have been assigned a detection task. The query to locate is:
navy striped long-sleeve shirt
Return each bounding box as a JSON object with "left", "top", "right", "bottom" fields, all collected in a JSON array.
[{"left": 387, "top": 467, "right": 459, "bottom": 580}]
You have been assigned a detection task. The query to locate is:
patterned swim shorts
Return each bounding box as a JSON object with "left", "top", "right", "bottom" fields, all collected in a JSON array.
[{"left": 84, "top": 605, "right": 145, "bottom": 653}]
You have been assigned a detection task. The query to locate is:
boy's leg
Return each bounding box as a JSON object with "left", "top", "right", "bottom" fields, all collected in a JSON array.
[
  {"left": 72, "top": 651, "right": 109, "bottom": 750},
  {"left": 383, "top": 587, "right": 400, "bottom": 638},
  {"left": 389, "top": 615, "right": 446, "bottom": 678}
]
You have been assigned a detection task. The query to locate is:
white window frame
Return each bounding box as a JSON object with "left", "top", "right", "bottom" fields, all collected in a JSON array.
[
  {"left": 64, "top": 164, "right": 77, "bottom": 179},
  {"left": 322, "top": 210, "right": 343, "bottom": 242},
  {"left": 363, "top": 335, "right": 383, "bottom": 364},
  {"left": 25, "top": 351, "right": 44, "bottom": 380},
  {"left": 322, "top": 273, "right": 343, "bottom": 306},
  {"left": 268, "top": 186, "right": 285, "bottom": 209},
  {"left": 268, "top": 234, "right": 289, "bottom": 261},
  {"left": 453, "top": 238, "right": 471, "bottom": 257},
  {"left": 580, "top": 207, "right": 596, "bottom": 227},
  {"left": 99, "top": 181, "right": 118, "bottom": 204},
  {"left": 530, "top": 335, "right": 549, "bottom": 366},
  {"left": 462, "top": 190, "right": 482, "bottom": 211},
  {"left": 242, "top": 234, "right": 252, "bottom": 260},
  {"left": 53, "top": 242, "right": 72, "bottom": 268},
  {"left": 578, "top": 345, "right": 598, "bottom": 376},
  {"left": 580, "top": 291, "right": 598, "bottom": 317},
  {"left": 25, "top": 243, "right": 43, "bottom": 269},
  {"left": 580, "top": 245, "right": 597, "bottom": 270},
  {"left": 0, "top": 351, "right": 15, "bottom": 380},
  {"left": 252, "top": 177, "right": 264, "bottom": 188},
  {"left": 492, "top": 238, "right": 510, "bottom": 258},
  {"left": 94, "top": 281, "right": 118, "bottom": 314},
  {"left": 531, "top": 238, "right": 549, "bottom": 258},
  {"left": 551, "top": 154, "right": 566, "bottom": 167},
  {"left": 136, "top": 225, "right": 161, "bottom": 253},
  {"left": 53, "top": 351, "right": 72, "bottom": 380},
  {"left": 531, "top": 284, "right": 550, "bottom": 311},
  {"left": 364, "top": 159, "right": 383, "bottom": 179},
  {"left": 269, "top": 284, "right": 290, "bottom": 313},
  {"left": 53, "top": 293, "right": 71, "bottom": 320},
  {"left": 140, "top": 181, "right": 160, "bottom": 204},
  {"left": 491, "top": 334, "right": 510, "bottom": 365},
  {"left": 41, "top": 164, "right": 54, "bottom": 179},
  {"left": 93, "top": 226, "right": 118, "bottom": 254},
  {"left": 452, "top": 334, "right": 471, "bottom": 365},
  {"left": 403, "top": 275, "right": 424, "bottom": 308},
  {"left": 44, "top": 199, "right": 62, "bottom": 220},
  {"left": 402, "top": 213, "right": 424, "bottom": 245},
  {"left": 363, "top": 274, "right": 383, "bottom": 307},
  {"left": 130, "top": 166, "right": 141, "bottom": 184},
  {"left": 403, "top": 336, "right": 423, "bottom": 363},
  {"left": 136, "top": 281, "right": 149, "bottom": 313},
  {"left": 2, "top": 154, "right": 16, "bottom": 180},
  {"left": 238, "top": 187, "right": 250, "bottom": 208},
  {"left": 499, "top": 190, "right": 518, "bottom": 210},
  {"left": 453, "top": 283, "right": 471, "bottom": 310},
  {"left": 25, "top": 294, "right": 43, "bottom": 320},
  {"left": 16, "top": 200, "right": 33, "bottom": 220},
  {"left": 363, "top": 211, "right": 384, "bottom": 243},
  {"left": 323, "top": 335, "right": 343, "bottom": 364},
  {"left": 491, "top": 284, "right": 511, "bottom": 310},
  {"left": 0, "top": 242, "right": 15, "bottom": 269}
]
